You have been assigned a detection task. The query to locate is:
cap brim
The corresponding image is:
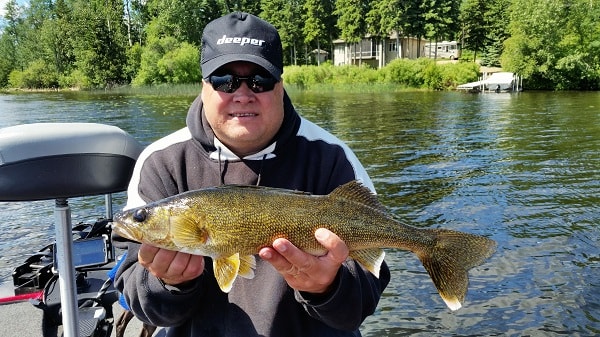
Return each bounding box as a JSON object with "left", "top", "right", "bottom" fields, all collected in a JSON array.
[{"left": 202, "top": 54, "right": 282, "bottom": 80}]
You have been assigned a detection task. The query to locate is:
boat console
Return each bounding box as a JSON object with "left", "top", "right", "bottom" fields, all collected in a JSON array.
[{"left": 0, "top": 123, "right": 143, "bottom": 337}]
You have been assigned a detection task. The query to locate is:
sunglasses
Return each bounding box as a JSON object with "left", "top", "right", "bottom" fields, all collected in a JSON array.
[{"left": 207, "top": 74, "right": 278, "bottom": 93}]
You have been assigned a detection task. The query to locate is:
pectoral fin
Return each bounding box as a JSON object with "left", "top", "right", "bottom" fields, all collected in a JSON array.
[
  {"left": 170, "top": 216, "right": 208, "bottom": 249},
  {"left": 350, "top": 248, "right": 386, "bottom": 278},
  {"left": 213, "top": 254, "right": 241, "bottom": 293}
]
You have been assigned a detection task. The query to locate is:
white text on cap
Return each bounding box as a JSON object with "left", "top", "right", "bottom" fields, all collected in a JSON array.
[{"left": 217, "top": 35, "right": 265, "bottom": 47}]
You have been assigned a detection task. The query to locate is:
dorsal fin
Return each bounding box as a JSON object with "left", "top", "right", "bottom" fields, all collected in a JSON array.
[{"left": 329, "top": 181, "right": 386, "bottom": 212}]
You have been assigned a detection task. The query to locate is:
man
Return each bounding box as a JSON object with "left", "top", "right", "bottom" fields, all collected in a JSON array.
[{"left": 114, "top": 12, "right": 390, "bottom": 337}]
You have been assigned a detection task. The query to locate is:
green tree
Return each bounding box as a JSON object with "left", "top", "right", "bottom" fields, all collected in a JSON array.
[
  {"left": 133, "top": 36, "right": 177, "bottom": 85},
  {"left": 133, "top": 36, "right": 200, "bottom": 85},
  {"left": 221, "top": 0, "right": 261, "bottom": 14},
  {"left": 261, "top": 0, "right": 305, "bottom": 66},
  {"left": 71, "top": 0, "right": 128, "bottom": 87},
  {"left": 553, "top": 0, "right": 600, "bottom": 89},
  {"left": 423, "top": 0, "right": 460, "bottom": 51},
  {"left": 16, "top": 0, "right": 46, "bottom": 69},
  {"left": 334, "top": 0, "right": 370, "bottom": 65},
  {"left": 303, "top": 0, "right": 328, "bottom": 65},
  {"left": 157, "top": 42, "right": 201, "bottom": 83},
  {"left": 0, "top": 0, "right": 24, "bottom": 83},
  {"left": 124, "top": 0, "right": 148, "bottom": 46},
  {"left": 368, "top": 0, "right": 424, "bottom": 58},
  {"left": 38, "top": 0, "right": 75, "bottom": 76},
  {"left": 403, "top": 0, "right": 427, "bottom": 57},
  {"left": 144, "top": 0, "right": 221, "bottom": 46},
  {"left": 502, "top": 0, "right": 600, "bottom": 89},
  {"left": 479, "top": 0, "right": 510, "bottom": 66},
  {"left": 10, "top": 0, "right": 79, "bottom": 88},
  {"left": 9, "top": 59, "right": 59, "bottom": 88},
  {"left": 459, "top": 0, "right": 487, "bottom": 62},
  {"left": 0, "top": 34, "right": 16, "bottom": 87}
]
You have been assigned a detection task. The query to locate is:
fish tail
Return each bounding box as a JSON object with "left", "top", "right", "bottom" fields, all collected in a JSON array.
[{"left": 416, "top": 229, "right": 496, "bottom": 311}]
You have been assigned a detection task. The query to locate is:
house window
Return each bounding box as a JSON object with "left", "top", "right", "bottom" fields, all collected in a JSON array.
[{"left": 388, "top": 42, "right": 397, "bottom": 52}]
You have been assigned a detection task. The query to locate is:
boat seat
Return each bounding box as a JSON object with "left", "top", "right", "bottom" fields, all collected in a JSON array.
[{"left": 0, "top": 123, "right": 143, "bottom": 201}]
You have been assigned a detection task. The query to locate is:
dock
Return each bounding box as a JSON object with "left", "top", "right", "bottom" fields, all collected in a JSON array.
[{"left": 457, "top": 72, "right": 522, "bottom": 92}]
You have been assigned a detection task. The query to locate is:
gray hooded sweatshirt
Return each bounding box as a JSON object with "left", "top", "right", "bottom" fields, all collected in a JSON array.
[{"left": 113, "top": 92, "right": 390, "bottom": 337}]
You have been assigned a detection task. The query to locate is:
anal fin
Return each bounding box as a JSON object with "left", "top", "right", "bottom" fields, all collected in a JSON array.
[
  {"left": 350, "top": 248, "right": 385, "bottom": 278},
  {"left": 238, "top": 255, "right": 256, "bottom": 279}
]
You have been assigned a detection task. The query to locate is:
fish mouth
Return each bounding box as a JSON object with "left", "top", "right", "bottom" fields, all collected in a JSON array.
[
  {"left": 112, "top": 213, "right": 142, "bottom": 242},
  {"left": 112, "top": 222, "right": 140, "bottom": 242}
]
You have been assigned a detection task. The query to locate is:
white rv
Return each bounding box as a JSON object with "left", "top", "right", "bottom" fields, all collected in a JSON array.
[{"left": 424, "top": 41, "right": 459, "bottom": 60}]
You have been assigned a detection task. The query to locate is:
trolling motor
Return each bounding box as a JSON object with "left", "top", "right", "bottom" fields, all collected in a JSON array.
[{"left": 0, "top": 123, "right": 143, "bottom": 337}]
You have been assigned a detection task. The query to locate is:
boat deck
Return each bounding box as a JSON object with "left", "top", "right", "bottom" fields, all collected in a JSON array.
[
  {"left": 1, "top": 264, "right": 166, "bottom": 337},
  {"left": 0, "top": 300, "right": 165, "bottom": 336}
]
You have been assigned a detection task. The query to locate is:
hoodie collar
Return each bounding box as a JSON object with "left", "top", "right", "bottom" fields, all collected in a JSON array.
[{"left": 209, "top": 137, "right": 277, "bottom": 161}]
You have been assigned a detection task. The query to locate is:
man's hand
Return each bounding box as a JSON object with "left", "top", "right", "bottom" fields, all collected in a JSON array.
[
  {"left": 138, "top": 243, "right": 205, "bottom": 286},
  {"left": 259, "top": 228, "right": 349, "bottom": 294}
]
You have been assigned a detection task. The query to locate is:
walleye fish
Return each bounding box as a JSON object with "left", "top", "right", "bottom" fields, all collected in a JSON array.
[{"left": 113, "top": 181, "right": 496, "bottom": 311}]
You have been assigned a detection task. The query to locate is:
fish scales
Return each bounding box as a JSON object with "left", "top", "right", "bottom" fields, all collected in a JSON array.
[
  {"left": 113, "top": 181, "right": 496, "bottom": 311},
  {"left": 187, "top": 185, "right": 428, "bottom": 256}
]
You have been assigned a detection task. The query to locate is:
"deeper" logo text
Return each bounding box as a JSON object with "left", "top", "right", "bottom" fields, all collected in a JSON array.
[{"left": 217, "top": 35, "right": 265, "bottom": 47}]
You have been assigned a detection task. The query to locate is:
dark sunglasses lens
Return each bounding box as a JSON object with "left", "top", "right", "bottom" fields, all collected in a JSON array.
[
  {"left": 209, "top": 74, "right": 277, "bottom": 93},
  {"left": 209, "top": 74, "right": 238, "bottom": 93},
  {"left": 249, "top": 75, "right": 277, "bottom": 93}
]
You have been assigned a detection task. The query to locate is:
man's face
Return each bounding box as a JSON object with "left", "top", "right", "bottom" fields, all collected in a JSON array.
[{"left": 201, "top": 61, "right": 285, "bottom": 157}]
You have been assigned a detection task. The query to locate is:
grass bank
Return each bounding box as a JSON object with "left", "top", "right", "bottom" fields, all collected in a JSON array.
[{"left": 283, "top": 59, "right": 480, "bottom": 91}]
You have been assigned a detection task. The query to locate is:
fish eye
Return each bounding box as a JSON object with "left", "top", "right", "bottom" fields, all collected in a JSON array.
[{"left": 133, "top": 209, "right": 147, "bottom": 222}]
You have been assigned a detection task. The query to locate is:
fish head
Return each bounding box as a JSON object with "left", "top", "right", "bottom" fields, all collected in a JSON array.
[
  {"left": 112, "top": 200, "right": 211, "bottom": 254},
  {"left": 113, "top": 205, "right": 170, "bottom": 243}
]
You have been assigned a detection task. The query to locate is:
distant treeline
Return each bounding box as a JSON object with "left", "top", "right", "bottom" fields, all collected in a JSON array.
[{"left": 0, "top": 0, "right": 598, "bottom": 90}]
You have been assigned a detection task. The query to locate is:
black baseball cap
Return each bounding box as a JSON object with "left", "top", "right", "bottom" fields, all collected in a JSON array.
[{"left": 201, "top": 12, "right": 283, "bottom": 80}]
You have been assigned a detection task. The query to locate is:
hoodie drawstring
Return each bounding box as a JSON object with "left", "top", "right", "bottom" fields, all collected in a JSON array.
[
  {"left": 216, "top": 147, "right": 268, "bottom": 186},
  {"left": 217, "top": 147, "right": 225, "bottom": 185},
  {"left": 256, "top": 154, "right": 267, "bottom": 186}
]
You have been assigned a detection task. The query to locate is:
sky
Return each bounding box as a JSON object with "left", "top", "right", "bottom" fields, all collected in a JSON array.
[
  {"left": 0, "top": 0, "right": 10, "bottom": 18},
  {"left": 0, "top": 0, "right": 27, "bottom": 18}
]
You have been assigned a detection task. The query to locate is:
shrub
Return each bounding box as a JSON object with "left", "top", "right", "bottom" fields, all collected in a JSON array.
[
  {"left": 9, "top": 60, "right": 59, "bottom": 89},
  {"left": 283, "top": 59, "right": 482, "bottom": 90},
  {"left": 133, "top": 37, "right": 179, "bottom": 86},
  {"left": 438, "top": 62, "right": 480, "bottom": 89},
  {"left": 380, "top": 58, "right": 436, "bottom": 88},
  {"left": 157, "top": 42, "right": 201, "bottom": 84},
  {"left": 59, "top": 69, "right": 92, "bottom": 89},
  {"left": 125, "top": 43, "right": 143, "bottom": 83},
  {"left": 8, "top": 70, "right": 25, "bottom": 88}
]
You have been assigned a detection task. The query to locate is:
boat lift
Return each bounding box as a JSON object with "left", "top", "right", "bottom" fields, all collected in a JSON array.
[
  {"left": 457, "top": 72, "right": 523, "bottom": 92},
  {"left": 0, "top": 123, "right": 143, "bottom": 337}
]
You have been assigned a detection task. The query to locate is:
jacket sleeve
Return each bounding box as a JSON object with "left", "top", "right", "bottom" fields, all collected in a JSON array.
[
  {"left": 295, "top": 260, "right": 391, "bottom": 331},
  {"left": 112, "top": 238, "right": 207, "bottom": 327}
]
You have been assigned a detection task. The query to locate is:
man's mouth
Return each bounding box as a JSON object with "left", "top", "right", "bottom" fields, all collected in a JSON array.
[{"left": 230, "top": 113, "right": 258, "bottom": 118}]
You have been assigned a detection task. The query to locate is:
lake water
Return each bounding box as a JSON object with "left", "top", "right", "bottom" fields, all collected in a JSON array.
[{"left": 0, "top": 89, "right": 598, "bottom": 336}]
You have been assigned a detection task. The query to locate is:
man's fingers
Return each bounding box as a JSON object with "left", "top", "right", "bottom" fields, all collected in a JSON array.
[
  {"left": 272, "top": 238, "right": 310, "bottom": 268},
  {"left": 315, "top": 228, "right": 349, "bottom": 263},
  {"left": 138, "top": 244, "right": 205, "bottom": 284},
  {"left": 138, "top": 243, "right": 160, "bottom": 265}
]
